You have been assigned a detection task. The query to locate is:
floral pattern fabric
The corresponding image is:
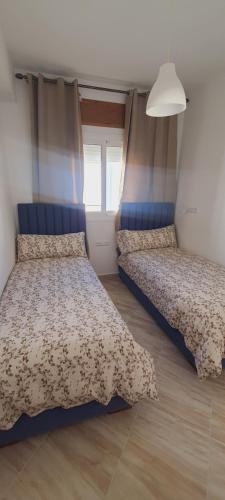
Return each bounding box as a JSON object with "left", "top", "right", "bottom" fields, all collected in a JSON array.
[
  {"left": 0, "top": 257, "right": 157, "bottom": 430},
  {"left": 117, "top": 225, "right": 177, "bottom": 255},
  {"left": 17, "top": 232, "right": 87, "bottom": 262},
  {"left": 118, "top": 248, "right": 225, "bottom": 378}
]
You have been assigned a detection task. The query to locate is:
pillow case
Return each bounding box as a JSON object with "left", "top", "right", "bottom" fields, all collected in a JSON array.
[
  {"left": 17, "top": 232, "right": 87, "bottom": 262},
  {"left": 117, "top": 225, "right": 177, "bottom": 255}
]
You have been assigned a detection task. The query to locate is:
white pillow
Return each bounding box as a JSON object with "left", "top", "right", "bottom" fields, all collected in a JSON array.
[
  {"left": 17, "top": 232, "right": 87, "bottom": 262},
  {"left": 117, "top": 225, "right": 177, "bottom": 255}
]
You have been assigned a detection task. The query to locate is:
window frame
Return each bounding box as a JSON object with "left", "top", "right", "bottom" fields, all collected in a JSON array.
[{"left": 82, "top": 126, "right": 124, "bottom": 214}]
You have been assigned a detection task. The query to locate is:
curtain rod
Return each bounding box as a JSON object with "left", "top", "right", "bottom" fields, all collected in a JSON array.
[
  {"left": 15, "top": 72, "right": 144, "bottom": 96},
  {"left": 15, "top": 73, "right": 189, "bottom": 103}
]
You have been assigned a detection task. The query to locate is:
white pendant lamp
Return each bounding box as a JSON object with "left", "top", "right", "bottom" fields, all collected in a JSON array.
[{"left": 146, "top": 62, "right": 186, "bottom": 117}]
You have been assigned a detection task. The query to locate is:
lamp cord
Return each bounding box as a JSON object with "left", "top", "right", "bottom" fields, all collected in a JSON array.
[{"left": 167, "top": 0, "right": 175, "bottom": 62}]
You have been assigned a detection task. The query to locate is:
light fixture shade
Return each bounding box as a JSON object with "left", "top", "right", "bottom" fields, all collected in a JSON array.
[{"left": 146, "top": 62, "right": 186, "bottom": 117}]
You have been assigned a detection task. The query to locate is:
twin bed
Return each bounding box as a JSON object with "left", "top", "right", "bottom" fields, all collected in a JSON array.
[
  {"left": 118, "top": 202, "right": 225, "bottom": 378},
  {"left": 0, "top": 203, "right": 157, "bottom": 447}
]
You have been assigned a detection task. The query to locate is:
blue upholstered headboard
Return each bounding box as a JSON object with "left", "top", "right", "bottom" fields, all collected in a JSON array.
[
  {"left": 120, "top": 202, "right": 175, "bottom": 230},
  {"left": 18, "top": 203, "right": 86, "bottom": 235}
]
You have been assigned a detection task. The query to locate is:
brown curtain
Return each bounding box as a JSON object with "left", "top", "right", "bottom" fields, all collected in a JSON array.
[
  {"left": 28, "top": 74, "right": 84, "bottom": 204},
  {"left": 121, "top": 89, "right": 177, "bottom": 203}
]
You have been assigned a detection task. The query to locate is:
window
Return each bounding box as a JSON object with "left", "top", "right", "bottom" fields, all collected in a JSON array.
[
  {"left": 106, "top": 146, "right": 123, "bottom": 212},
  {"left": 83, "top": 127, "right": 123, "bottom": 212},
  {"left": 83, "top": 145, "right": 102, "bottom": 211}
]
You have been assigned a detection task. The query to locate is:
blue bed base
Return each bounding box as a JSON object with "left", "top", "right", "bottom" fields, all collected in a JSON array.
[
  {"left": 119, "top": 266, "right": 196, "bottom": 368},
  {"left": 119, "top": 202, "right": 225, "bottom": 371},
  {"left": 0, "top": 203, "right": 130, "bottom": 447},
  {"left": 0, "top": 397, "right": 128, "bottom": 447}
]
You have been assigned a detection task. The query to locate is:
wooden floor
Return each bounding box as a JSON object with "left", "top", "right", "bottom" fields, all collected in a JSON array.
[{"left": 1, "top": 275, "right": 225, "bottom": 500}]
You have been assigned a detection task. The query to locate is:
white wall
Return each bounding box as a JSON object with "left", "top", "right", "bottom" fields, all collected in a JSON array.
[
  {"left": 175, "top": 71, "right": 225, "bottom": 266},
  {"left": 0, "top": 137, "right": 15, "bottom": 294},
  {"left": 0, "top": 32, "right": 16, "bottom": 294},
  {"left": 0, "top": 30, "right": 14, "bottom": 100},
  {"left": 0, "top": 79, "right": 33, "bottom": 293},
  {"left": 86, "top": 213, "right": 118, "bottom": 275},
  {"left": 0, "top": 80, "right": 33, "bottom": 229}
]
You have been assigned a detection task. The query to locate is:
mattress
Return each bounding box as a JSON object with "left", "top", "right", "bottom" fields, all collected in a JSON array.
[
  {"left": 0, "top": 256, "right": 157, "bottom": 430},
  {"left": 118, "top": 248, "right": 225, "bottom": 378}
]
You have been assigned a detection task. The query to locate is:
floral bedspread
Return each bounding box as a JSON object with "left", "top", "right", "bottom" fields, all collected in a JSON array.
[
  {"left": 118, "top": 248, "right": 225, "bottom": 378},
  {"left": 0, "top": 257, "right": 157, "bottom": 430}
]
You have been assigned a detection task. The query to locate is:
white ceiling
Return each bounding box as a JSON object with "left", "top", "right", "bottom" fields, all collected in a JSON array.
[{"left": 1, "top": 0, "right": 225, "bottom": 90}]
